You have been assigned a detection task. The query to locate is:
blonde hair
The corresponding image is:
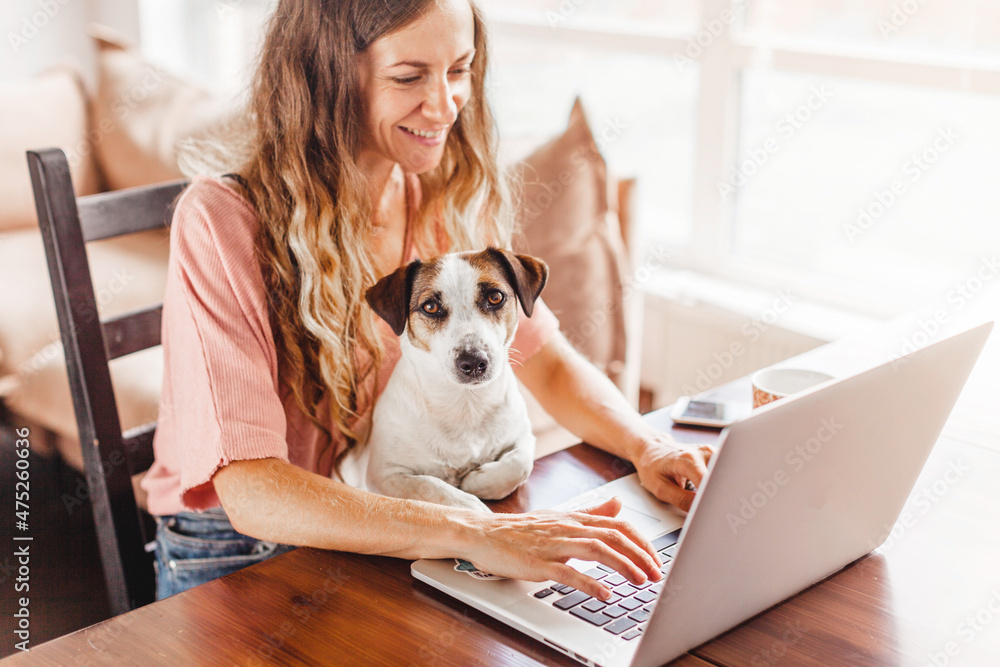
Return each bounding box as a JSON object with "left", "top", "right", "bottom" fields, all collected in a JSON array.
[{"left": 179, "top": 0, "right": 513, "bottom": 471}]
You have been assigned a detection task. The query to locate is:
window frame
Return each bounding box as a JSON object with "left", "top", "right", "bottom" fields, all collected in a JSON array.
[{"left": 485, "top": 0, "right": 1000, "bottom": 317}]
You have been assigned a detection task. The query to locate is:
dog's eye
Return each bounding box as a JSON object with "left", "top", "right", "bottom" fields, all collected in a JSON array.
[
  {"left": 422, "top": 301, "right": 441, "bottom": 315},
  {"left": 487, "top": 290, "right": 505, "bottom": 307}
]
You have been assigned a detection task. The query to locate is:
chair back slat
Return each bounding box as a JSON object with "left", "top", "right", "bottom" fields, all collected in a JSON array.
[
  {"left": 78, "top": 181, "right": 187, "bottom": 242},
  {"left": 26, "top": 147, "right": 187, "bottom": 614},
  {"left": 103, "top": 306, "right": 163, "bottom": 361}
]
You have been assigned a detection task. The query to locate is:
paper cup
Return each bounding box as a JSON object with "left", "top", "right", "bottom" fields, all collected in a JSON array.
[{"left": 751, "top": 368, "right": 834, "bottom": 409}]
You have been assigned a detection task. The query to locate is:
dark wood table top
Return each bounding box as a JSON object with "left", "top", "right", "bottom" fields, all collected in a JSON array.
[{"left": 6, "top": 311, "right": 1000, "bottom": 666}]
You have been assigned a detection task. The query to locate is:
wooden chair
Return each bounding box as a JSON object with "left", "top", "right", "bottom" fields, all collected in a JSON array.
[{"left": 27, "top": 148, "right": 188, "bottom": 615}]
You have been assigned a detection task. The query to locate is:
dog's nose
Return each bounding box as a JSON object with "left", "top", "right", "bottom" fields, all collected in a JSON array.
[{"left": 456, "top": 350, "right": 489, "bottom": 379}]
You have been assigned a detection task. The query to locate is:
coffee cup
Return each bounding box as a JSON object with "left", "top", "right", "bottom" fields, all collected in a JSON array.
[{"left": 751, "top": 368, "right": 834, "bottom": 409}]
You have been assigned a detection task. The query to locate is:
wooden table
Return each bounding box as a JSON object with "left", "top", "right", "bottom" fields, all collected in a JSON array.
[{"left": 5, "top": 311, "right": 999, "bottom": 666}]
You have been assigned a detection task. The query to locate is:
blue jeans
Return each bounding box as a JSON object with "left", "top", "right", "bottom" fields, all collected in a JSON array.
[{"left": 152, "top": 505, "right": 297, "bottom": 600}]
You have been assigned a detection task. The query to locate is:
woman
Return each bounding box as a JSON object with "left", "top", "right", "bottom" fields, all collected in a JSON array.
[{"left": 141, "top": 0, "right": 714, "bottom": 602}]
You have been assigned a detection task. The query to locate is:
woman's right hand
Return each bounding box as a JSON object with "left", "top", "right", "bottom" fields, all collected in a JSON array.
[
  {"left": 214, "top": 458, "right": 660, "bottom": 599},
  {"left": 459, "top": 497, "right": 662, "bottom": 601}
]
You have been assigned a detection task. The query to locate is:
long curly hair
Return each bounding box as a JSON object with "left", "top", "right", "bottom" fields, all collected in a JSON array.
[{"left": 180, "top": 0, "right": 513, "bottom": 472}]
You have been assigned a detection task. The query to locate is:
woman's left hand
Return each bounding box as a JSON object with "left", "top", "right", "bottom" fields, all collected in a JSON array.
[{"left": 632, "top": 434, "right": 715, "bottom": 511}]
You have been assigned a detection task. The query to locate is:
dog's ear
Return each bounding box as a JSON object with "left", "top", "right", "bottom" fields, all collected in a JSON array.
[
  {"left": 487, "top": 247, "right": 549, "bottom": 317},
  {"left": 366, "top": 260, "right": 421, "bottom": 336}
]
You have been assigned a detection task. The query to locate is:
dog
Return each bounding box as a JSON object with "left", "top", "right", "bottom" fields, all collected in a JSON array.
[{"left": 340, "top": 247, "right": 549, "bottom": 512}]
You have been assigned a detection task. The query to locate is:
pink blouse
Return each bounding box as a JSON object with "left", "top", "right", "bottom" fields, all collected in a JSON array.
[{"left": 141, "top": 174, "right": 560, "bottom": 515}]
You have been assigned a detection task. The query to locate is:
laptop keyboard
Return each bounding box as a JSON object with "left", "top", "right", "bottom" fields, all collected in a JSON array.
[{"left": 532, "top": 529, "right": 681, "bottom": 641}]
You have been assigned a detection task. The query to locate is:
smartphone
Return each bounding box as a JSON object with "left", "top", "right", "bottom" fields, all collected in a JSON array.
[{"left": 669, "top": 396, "right": 742, "bottom": 428}]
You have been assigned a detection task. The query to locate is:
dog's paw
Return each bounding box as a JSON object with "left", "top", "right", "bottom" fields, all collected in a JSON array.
[{"left": 460, "top": 462, "right": 530, "bottom": 500}]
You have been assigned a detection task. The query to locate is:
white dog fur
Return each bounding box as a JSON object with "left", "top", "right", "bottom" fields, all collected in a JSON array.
[{"left": 338, "top": 247, "right": 549, "bottom": 512}]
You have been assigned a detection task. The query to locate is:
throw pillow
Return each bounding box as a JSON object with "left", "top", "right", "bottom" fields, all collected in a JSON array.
[
  {"left": 511, "top": 97, "right": 632, "bottom": 390},
  {"left": 0, "top": 66, "right": 102, "bottom": 231},
  {"left": 89, "top": 24, "right": 235, "bottom": 190}
]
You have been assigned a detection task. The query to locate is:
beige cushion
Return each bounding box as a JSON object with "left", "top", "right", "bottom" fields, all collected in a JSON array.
[
  {"left": 512, "top": 98, "right": 633, "bottom": 389},
  {"left": 0, "top": 66, "right": 102, "bottom": 232},
  {"left": 0, "top": 227, "right": 169, "bottom": 468},
  {"left": 89, "top": 24, "right": 234, "bottom": 190},
  {"left": 509, "top": 98, "right": 638, "bottom": 456}
]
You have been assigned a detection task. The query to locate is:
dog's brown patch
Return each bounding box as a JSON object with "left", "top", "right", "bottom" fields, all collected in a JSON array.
[
  {"left": 366, "top": 260, "right": 421, "bottom": 337},
  {"left": 465, "top": 251, "right": 520, "bottom": 341},
  {"left": 477, "top": 248, "right": 549, "bottom": 317},
  {"left": 405, "top": 259, "right": 446, "bottom": 352}
]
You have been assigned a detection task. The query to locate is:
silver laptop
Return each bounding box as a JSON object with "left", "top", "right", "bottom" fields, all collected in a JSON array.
[{"left": 411, "top": 322, "right": 994, "bottom": 667}]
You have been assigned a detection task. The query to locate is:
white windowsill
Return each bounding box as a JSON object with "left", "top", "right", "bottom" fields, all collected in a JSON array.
[{"left": 643, "top": 267, "right": 885, "bottom": 344}]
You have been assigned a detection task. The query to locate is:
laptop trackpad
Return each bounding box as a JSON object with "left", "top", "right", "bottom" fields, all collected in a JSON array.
[
  {"left": 614, "top": 505, "right": 661, "bottom": 532},
  {"left": 559, "top": 473, "right": 686, "bottom": 541}
]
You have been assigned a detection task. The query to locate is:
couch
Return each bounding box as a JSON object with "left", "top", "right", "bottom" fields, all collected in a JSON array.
[{"left": 0, "top": 27, "right": 642, "bottom": 498}]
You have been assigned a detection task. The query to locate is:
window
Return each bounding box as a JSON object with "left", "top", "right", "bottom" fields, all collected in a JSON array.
[
  {"left": 137, "top": 0, "right": 276, "bottom": 97},
  {"left": 732, "top": 69, "right": 1000, "bottom": 312},
  {"left": 137, "top": 0, "right": 1000, "bottom": 319},
  {"left": 744, "top": 0, "right": 1000, "bottom": 55},
  {"left": 482, "top": 0, "right": 1000, "bottom": 317}
]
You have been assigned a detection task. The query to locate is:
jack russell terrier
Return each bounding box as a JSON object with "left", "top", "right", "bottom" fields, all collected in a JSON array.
[{"left": 340, "top": 247, "right": 549, "bottom": 512}]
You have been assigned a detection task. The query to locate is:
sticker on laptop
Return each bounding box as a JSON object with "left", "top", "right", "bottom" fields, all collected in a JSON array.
[{"left": 454, "top": 559, "right": 507, "bottom": 580}]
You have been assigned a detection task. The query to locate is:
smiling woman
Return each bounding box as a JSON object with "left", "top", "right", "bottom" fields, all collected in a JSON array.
[
  {"left": 141, "top": 0, "right": 711, "bottom": 605},
  {"left": 356, "top": 4, "right": 476, "bottom": 174}
]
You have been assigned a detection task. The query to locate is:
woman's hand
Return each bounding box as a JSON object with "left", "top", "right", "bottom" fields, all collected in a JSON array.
[
  {"left": 633, "top": 434, "right": 715, "bottom": 512},
  {"left": 514, "top": 333, "right": 718, "bottom": 513},
  {"left": 459, "top": 497, "right": 662, "bottom": 601}
]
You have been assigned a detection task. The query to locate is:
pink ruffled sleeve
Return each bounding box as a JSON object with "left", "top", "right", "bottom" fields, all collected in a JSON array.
[{"left": 150, "top": 176, "right": 289, "bottom": 511}]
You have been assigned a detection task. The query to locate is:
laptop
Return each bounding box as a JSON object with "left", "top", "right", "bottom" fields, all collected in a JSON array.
[{"left": 411, "top": 321, "right": 994, "bottom": 667}]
